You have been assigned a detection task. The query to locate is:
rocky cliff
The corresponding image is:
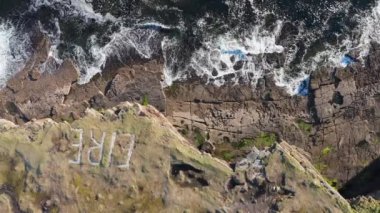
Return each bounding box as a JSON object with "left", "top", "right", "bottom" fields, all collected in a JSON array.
[
  {"left": 0, "top": 102, "right": 353, "bottom": 212},
  {"left": 1, "top": 28, "right": 380, "bottom": 211},
  {"left": 165, "top": 43, "right": 380, "bottom": 193}
]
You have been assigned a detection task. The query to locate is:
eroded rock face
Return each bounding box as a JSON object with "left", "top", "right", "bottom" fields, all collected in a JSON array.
[
  {"left": 0, "top": 103, "right": 231, "bottom": 212},
  {"left": 308, "top": 43, "right": 380, "bottom": 189},
  {"left": 165, "top": 43, "right": 380, "bottom": 191},
  {"left": 0, "top": 103, "right": 353, "bottom": 212},
  {"left": 2, "top": 26, "right": 380, "bottom": 201},
  {"left": 0, "top": 35, "right": 166, "bottom": 125},
  {"left": 228, "top": 142, "right": 352, "bottom": 213},
  {"left": 165, "top": 79, "right": 309, "bottom": 149}
]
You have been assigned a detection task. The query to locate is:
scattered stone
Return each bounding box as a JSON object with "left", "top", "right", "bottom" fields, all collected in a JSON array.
[{"left": 200, "top": 140, "right": 216, "bottom": 154}]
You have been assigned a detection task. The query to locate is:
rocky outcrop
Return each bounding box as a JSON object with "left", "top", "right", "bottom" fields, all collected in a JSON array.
[
  {"left": 2, "top": 27, "right": 380, "bottom": 201},
  {"left": 0, "top": 35, "right": 166, "bottom": 125},
  {"left": 0, "top": 102, "right": 353, "bottom": 212},
  {"left": 165, "top": 79, "right": 308, "bottom": 148},
  {"left": 165, "top": 44, "right": 380, "bottom": 192},
  {"left": 0, "top": 102, "right": 231, "bottom": 212},
  {"left": 308, "top": 43, "right": 380, "bottom": 190},
  {"left": 228, "top": 142, "right": 353, "bottom": 212},
  {"left": 350, "top": 196, "right": 380, "bottom": 213}
]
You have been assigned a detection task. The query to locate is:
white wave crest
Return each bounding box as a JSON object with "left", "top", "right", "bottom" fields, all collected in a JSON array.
[
  {"left": 30, "top": 0, "right": 164, "bottom": 84},
  {"left": 273, "top": 69, "right": 310, "bottom": 96},
  {"left": 164, "top": 21, "right": 284, "bottom": 87},
  {"left": 30, "top": 0, "right": 116, "bottom": 22},
  {"left": 76, "top": 27, "right": 162, "bottom": 84},
  {"left": 0, "top": 22, "right": 30, "bottom": 87},
  {"left": 161, "top": 37, "right": 181, "bottom": 86},
  {"left": 358, "top": 0, "right": 380, "bottom": 59}
]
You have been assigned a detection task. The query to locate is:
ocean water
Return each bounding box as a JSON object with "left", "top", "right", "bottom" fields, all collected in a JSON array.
[{"left": 0, "top": 0, "right": 379, "bottom": 94}]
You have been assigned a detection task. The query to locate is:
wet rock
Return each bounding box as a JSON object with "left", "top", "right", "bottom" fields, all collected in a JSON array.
[
  {"left": 233, "top": 61, "right": 244, "bottom": 70},
  {"left": 165, "top": 53, "right": 380, "bottom": 191},
  {"left": 332, "top": 91, "right": 344, "bottom": 105},
  {"left": 0, "top": 35, "right": 167, "bottom": 124},
  {"left": 105, "top": 62, "right": 166, "bottom": 112},
  {"left": 28, "top": 68, "right": 41, "bottom": 81}
]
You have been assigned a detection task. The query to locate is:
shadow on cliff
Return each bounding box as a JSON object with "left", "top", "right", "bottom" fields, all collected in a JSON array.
[{"left": 339, "top": 156, "right": 380, "bottom": 198}]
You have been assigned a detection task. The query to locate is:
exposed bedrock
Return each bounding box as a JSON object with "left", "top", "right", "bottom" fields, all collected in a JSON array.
[
  {"left": 0, "top": 102, "right": 354, "bottom": 212},
  {"left": 0, "top": 34, "right": 166, "bottom": 124},
  {"left": 165, "top": 42, "right": 380, "bottom": 193},
  {"left": 2, "top": 33, "right": 380, "bottom": 198}
]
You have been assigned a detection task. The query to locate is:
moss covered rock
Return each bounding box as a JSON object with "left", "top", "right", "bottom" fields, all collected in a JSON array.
[
  {"left": 0, "top": 102, "right": 359, "bottom": 212},
  {"left": 0, "top": 103, "right": 232, "bottom": 212}
]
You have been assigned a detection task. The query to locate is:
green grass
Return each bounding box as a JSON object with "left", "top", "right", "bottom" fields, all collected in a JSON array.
[
  {"left": 315, "top": 146, "right": 334, "bottom": 179},
  {"left": 254, "top": 132, "right": 277, "bottom": 149},
  {"left": 315, "top": 162, "right": 328, "bottom": 173},
  {"left": 234, "top": 132, "right": 277, "bottom": 150},
  {"left": 325, "top": 177, "right": 339, "bottom": 189},
  {"left": 142, "top": 95, "right": 149, "bottom": 106},
  {"left": 214, "top": 132, "right": 277, "bottom": 162},
  {"left": 297, "top": 120, "right": 312, "bottom": 134},
  {"left": 193, "top": 128, "right": 206, "bottom": 147},
  {"left": 221, "top": 150, "right": 235, "bottom": 161},
  {"left": 321, "top": 146, "right": 333, "bottom": 157},
  {"left": 234, "top": 138, "right": 255, "bottom": 148}
]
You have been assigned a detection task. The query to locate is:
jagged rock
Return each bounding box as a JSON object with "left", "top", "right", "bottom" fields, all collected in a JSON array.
[
  {"left": 200, "top": 140, "right": 216, "bottom": 154},
  {"left": 165, "top": 52, "right": 380, "bottom": 191},
  {"left": 0, "top": 103, "right": 355, "bottom": 212},
  {"left": 350, "top": 196, "right": 380, "bottom": 213},
  {"left": 0, "top": 34, "right": 167, "bottom": 125},
  {"left": 106, "top": 64, "right": 166, "bottom": 112},
  {"left": 3, "top": 21, "right": 380, "bottom": 205},
  {"left": 228, "top": 142, "right": 353, "bottom": 212},
  {"left": 2, "top": 59, "right": 78, "bottom": 121}
]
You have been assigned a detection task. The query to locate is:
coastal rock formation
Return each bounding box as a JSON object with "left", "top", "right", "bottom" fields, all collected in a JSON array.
[
  {"left": 165, "top": 44, "right": 380, "bottom": 192},
  {"left": 0, "top": 103, "right": 231, "bottom": 212},
  {"left": 2, "top": 27, "right": 380, "bottom": 201},
  {"left": 0, "top": 35, "right": 166, "bottom": 125},
  {"left": 228, "top": 142, "right": 352, "bottom": 212},
  {"left": 0, "top": 102, "right": 353, "bottom": 212}
]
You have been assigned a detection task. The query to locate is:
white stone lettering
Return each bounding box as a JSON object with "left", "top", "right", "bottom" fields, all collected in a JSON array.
[
  {"left": 107, "top": 132, "right": 117, "bottom": 167},
  {"left": 68, "top": 129, "right": 136, "bottom": 169},
  {"left": 117, "top": 134, "right": 135, "bottom": 169},
  {"left": 69, "top": 129, "right": 84, "bottom": 165},
  {"left": 87, "top": 131, "right": 106, "bottom": 166}
]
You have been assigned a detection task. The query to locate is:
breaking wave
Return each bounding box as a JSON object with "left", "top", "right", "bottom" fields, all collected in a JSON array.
[
  {"left": 163, "top": 21, "right": 284, "bottom": 86},
  {"left": 358, "top": 0, "right": 380, "bottom": 58},
  {"left": 2, "top": 0, "right": 380, "bottom": 94},
  {"left": 74, "top": 26, "right": 163, "bottom": 84},
  {"left": 0, "top": 22, "right": 30, "bottom": 87}
]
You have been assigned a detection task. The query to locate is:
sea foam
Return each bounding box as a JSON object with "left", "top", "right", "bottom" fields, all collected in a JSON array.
[
  {"left": 21, "top": 0, "right": 380, "bottom": 96},
  {"left": 0, "top": 22, "right": 30, "bottom": 87}
]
